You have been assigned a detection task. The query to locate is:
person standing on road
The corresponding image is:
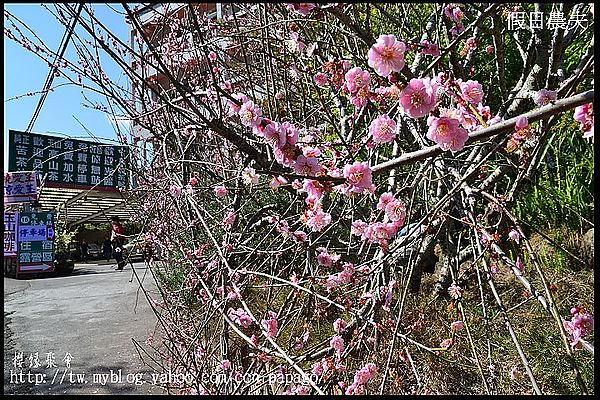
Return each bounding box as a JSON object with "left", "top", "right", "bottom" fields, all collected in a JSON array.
[
  {"left": 80, "top": 240, "right": 89, "bottom": 263},
  {"left": 111, "top": 216, "right": 126, "bottom": 271},
  {"left": 103, "top": 237, "right": 112, "bottom": 262}
]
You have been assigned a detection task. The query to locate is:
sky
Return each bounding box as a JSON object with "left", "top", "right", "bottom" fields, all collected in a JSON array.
[{"left": 3, "top": 3, "right": 131, "bottom": 173}]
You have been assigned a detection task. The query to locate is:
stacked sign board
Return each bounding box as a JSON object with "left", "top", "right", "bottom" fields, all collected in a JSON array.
[{"left": 4, "top": 130, "right": 130, "bottom": 277}]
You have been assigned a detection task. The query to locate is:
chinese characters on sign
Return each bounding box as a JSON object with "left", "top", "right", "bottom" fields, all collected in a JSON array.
[
  {"left": 17, "top": 212, "right": 55, "bottom": 274},
  {"left": 4, "top": 212, "right": 18, "bottom": 257},
  {"left": 4, "top": 171, "right": 38, "bottom": 204},
  {"left": 507, "top": 11, "right": 589, "bottom": 31},
  {"left": 8, "top": 130, "right": 130, "bottom": 190}
]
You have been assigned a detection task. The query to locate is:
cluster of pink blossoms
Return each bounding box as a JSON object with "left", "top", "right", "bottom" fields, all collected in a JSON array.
[
  {"left": 316, "top": 247, "right": 341, "bottom": 266},
  {"left": 330, "top": 335, "right": 345, "bottom": 355},
  {"left": 343, "top": 66, "right": 371, "bottom": 108},
  {"left": 563, "top": 306, "right": 594, "bottom": 348},
  {"left": 324, "top": 262, "right": 355, "bottom": 291},
  {"left": 311, "top": 356, "right": 346, "bottom": 379},
  {"left": 227, "top": 307, "right": 252, "bottom": 328},
  {"left": 222, "top": 210, "right": 236, "bottom": 229},
  {"left": 426, "top": 115, "right": 469, "bottom": 152},
  {"left": 214, "top": 185, "right": 228, "bottom": 197},
  {"left": 573, "top": 102, "right": 594, "bottom": 142},
  {"left": 261, "top": 311, "right": 279, "bottom": 338},
  {"left": 419, "top": 39, "right": 440, "bottom": 56},
  {"left": 351, "top": 192, "right": 407, "bottom": 250},
  {"left": 444, "top": 4, "right": 465, "bottom": 38},
  {"left": 333, "top": 318, "right": 348, "bottom": 334},
  {"left": 271, "top": 216, "right": 308, "bottom": 244},
  {"left": 231, "top": 93, "right": 378, "bottom": 233},
  {"left": 345, "top": 363, "right": 377, "bottom": 395},
  {"left": 505, "top": 116, "right": 533, "bottom": 153},
  {"left": 284, "top": 3, "right": 316, "bottom": 16}
]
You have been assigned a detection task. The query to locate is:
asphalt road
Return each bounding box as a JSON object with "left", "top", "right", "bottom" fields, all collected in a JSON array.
[{"left": 4, "top": 260, "right": 166, "bottom": 395}]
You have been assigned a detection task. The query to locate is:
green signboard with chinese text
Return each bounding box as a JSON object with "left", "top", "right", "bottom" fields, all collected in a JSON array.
[{"left": 8, "top": 130, "right": 130, "bottom": 190}]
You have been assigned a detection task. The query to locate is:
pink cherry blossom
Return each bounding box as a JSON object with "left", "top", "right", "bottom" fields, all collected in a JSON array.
[
  {"left": 302, "top": 179, "right": 324, "bottom": 201},
  {"left": 228, "top": 93, "right": 249, "bottom": 115},
  {"left": 377, "top": 192, "right": 395, "bottom": 210},
  {"left": 223, "top": 210, "right": 236, "bottom": 228},
  {"left": 450, "top": 320, "right": 464, "bottom": 331},
  {"left": 261, "top": 120, "right": 286, "bottom": 148},
  {"left": 573, "top": 102, "right": 594, "bottom": 142},
  {"left": 515, "top": 116, "right": 529, "bottom": 131},
  {"left": 345, "top": 383, "right": 364, "bottom": 395},
  {"left": 238, "top": 100, "right": 262, "bottom": 127},
  {"left": 508, "top": 229, "right": 521, "bottom": 244},
  {"left": 353, "top": 362, "right": 377, "bottom": 385},
  {"left": 465, "top": 37, "right": 477, "bottom": 50},
  {"left": 291, "top": 230, "right": 307, "bottom": 243},
  {"left": 311, "top": 361, "right": 324, "bottom": 376},
  {"left": 351, "top": 220, "right": 368, "bottom": 236},
  {"left": 448, "top": 283, "right": 463, "bottom": 299},
  {"left": 344, "top": 66, "right": 371, "bottom": 94},
  {"left": 280, "top": 121, "right": 299, "bottom": 146},
  {"left": 273, "top": 143, "right": 298, "bottom": 168},
  {"left": 208, "top": 51, "right": 217, "bottom": 61},
  {"left": 169, "top": 184, "right": 182, "bottom": 197},
  {"left": 270, "top": 175, "right": 288, "bottom": 189},
  {"left": 313, "top": 72, "right": 329, "bottom": 87},
  {"left": 330, "top": 335, "right": 345, "bottom": 355},
  {"left": 343, "top": 161, "right": 375, "bottom": 194},
  {"left": 363, "top": 222, "right": 397, "bottom": 248},
  {"left": 294, "top": 155, "right": 322, "bottom": 176},
  {"left": 367, "top": 34, "right": 406, "bottom": 77},
  {"left": 220, "top": 359, "right": 231, "bottom": 370},
  {"left": 228, "top": 307, "right": 253, "bottom": 328},
  {"left": 304, "top": 207, "right": 332, "bottom": 232},
  {"left": 242, "top": 167, "right": 259, "bottom": 185},
  {"left": 572, "top": 313, "right": 594, "bottom": 335},
  {"left": 420, "top": 39, "right": 440, "bottom": 56},
  {"left": 302, "top": 146, "right": 321, "bottom": 158},
  {"left": 439, "top": 338, "right": 453, "bottom": 349},
  {"left": 399, "top": 77, "right": 438, "bottom": 118},
  {"left": 286, "top": 3, "right": 316, "bottom": 15},
  {"left": 459, "top": 79, "right": 484, "bottom": 104},
  {"left": 445, "top": 4, "right": 463, "bottom": 22},
  {"left": 261, "top": 311, "right": 279, "bottom": 338},
  {"left": 316, "top": 247, "right": 340, "bottom": 266},
  {"left": 426, "top": 116, "right": 469, "bottom": 152},
  {"left": 485, "top": 44, "right": 494, "bottom": 54},
  {"left": 515, "top": 256, "right": 524, "bottom": 272},
  {"left": 333, "top": 318, "right": 348, "bottom": 334},
  {"left": 384, "top": 199, "right": 406, "bottom": 226},
  {"left": 368, "top": 114, "right": 397, "bottom": 143},
  {"left": 534, "top": 89, "right": 557, "bottom": 106}
]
